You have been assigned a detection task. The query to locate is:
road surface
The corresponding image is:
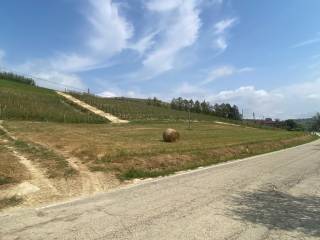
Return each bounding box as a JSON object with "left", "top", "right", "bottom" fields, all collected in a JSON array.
[{"left": 1, "top": 140, "right": 320, "bottom": 240}]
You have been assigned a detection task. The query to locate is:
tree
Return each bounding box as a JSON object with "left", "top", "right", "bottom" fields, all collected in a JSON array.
[
  {"left": 194, "top": 100, "right": 201, "bottom": 113},
  {"left": 284, "top": 119, "right": 298, "bottom": 131},
  {"left": 310, "top": 113, "right": 320, "bottom": 132},
  {"left": 230, "top": 105, "right": 241, "bottom": 120}
]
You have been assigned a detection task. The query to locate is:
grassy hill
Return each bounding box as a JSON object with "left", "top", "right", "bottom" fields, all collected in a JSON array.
[
  {"left": 0, "top": 79, "right": 106, "bottom": 123},
  {"left": 70, "top": 92, "right": 221, "bottom": 122},
  {"left": 0, "top": 77, "right": 229, "bottom": 123},
  {"left": 0, "top": 76, "right": 317, "bottom": 210}
]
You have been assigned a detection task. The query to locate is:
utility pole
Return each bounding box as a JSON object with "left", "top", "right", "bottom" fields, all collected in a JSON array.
[{"left": 188, "top": 108, "right": 191, "bottom": 130}]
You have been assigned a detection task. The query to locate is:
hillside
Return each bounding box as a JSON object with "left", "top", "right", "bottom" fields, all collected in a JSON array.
[
  {"left": 70, "top": 92, "right": 221, "bottom": 122},
  {"left": 0, "top": 76, "right": 230, "bottom": 123},
  {"left": 0, "top": 79, "right": 106, "bottom": 123},
  {"left": 0, "top": 75, "right": 318, "bottom": 211}
]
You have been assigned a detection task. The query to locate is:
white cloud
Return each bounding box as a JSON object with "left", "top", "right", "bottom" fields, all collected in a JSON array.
[
  {"left": 146, "top": 0, "right": 183, "bottom": 12},
  {"left": 140, "top": 0, "right": 201, "bottom": 79},
  {"left": 33, "top": 71, "right": 86, "bottom": 91},
  {"left": 213, "top": 36, "right": 228, "bottom": 51},
  {"left": 291, "top": 37, "right": 320, "bottom": 49},
  {"left": 214, "top": 18, "right": 237, "bottom": 34},
  {"left": 128, "top": 31, "right": 158, "bottom": 55},
  {"left": 311, "top": 54, "right": 320, "bottom": 60},
  {"left": 99, "top": 90, "right": 118, "bottom": 98},
  {"left": 98, "top": 88, "right": 148, "bottom": 99},
  {"left": 175, "top": 82, "right": 206, "bottom": 96},
  {"left": 87, "top": 0, "right": 133, "bottom": 55},
  {"left": 212, "top": 17, "right": 237, "bottom": 52},
  {"left": 8, "top": 0, "right": 134, "bottom": 90},
  {"left": 50, "top": 54, "right": 97, "bottom": 73},
  {"left": 49, "top": 0, "right": 133, "bottom": 73},
  {"left": 202, "top": 65, "right": 254, "bottom": 85},
  {"left": 206, "top": 79, "right": 320, "bottom": 119}
]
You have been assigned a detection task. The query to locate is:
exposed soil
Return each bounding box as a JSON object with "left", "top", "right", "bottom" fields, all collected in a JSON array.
[
  {"left": 0, "top": 122, "right": 120, "bottom": 210},
  {"left": 56, "top": 92, "right": 129, "bottom": 124}
]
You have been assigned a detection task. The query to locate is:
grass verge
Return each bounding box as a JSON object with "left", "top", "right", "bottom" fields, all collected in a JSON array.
[{"left": 119, "top": 135, "right": 317, "bottom": 180}]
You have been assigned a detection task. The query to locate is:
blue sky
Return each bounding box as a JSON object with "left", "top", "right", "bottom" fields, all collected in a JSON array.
[{"left": 1, "top": 0, "right": 320, "bottom": 119}]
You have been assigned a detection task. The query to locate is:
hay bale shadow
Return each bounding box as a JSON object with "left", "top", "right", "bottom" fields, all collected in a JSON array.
[{"left": 228, "top": 189, "right": 320, "bottom": 237}]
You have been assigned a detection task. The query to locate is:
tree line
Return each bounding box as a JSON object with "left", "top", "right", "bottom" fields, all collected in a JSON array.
[
  {"left": 170, "top": 97, "right": 242, "bottom": 120},
  {"left": 147, "top": 97, "right": 242, "bottom": 120},
  {"left": 310, "top": 113, "right": 320, "bottom": 132},
  {"left": 0, "top": 72, "right": 35, "bottom": 86}
]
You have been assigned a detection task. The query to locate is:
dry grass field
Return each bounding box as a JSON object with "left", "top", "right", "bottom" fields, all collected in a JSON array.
[
  {"left": 4, "top": 121, "right": 316, "bottom": 181},
  {"left": 0, "top": 143, "right": 30, "bottom": 209},
  {"left": 0, "top": 145, "right": 30, "bottom": 186}
]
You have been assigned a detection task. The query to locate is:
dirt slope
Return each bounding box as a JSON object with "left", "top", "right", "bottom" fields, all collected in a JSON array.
[{"left": 57, "top": 92, "right": 129, "bottom": 123}]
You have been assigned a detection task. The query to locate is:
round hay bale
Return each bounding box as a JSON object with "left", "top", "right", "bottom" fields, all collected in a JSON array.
[{"left": 163, "top": 128, "right": 180, "bottom": 142}]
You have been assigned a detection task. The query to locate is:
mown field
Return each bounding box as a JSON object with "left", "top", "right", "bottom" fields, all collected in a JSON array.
[
  {"left": 5, "top": 121, "right": 316, "bottom": 180},
  {"left": 70, "top": 92, "right": 220, "bottom": 121},
  {"left": 0, "top": 79, "right": 106, "bottom": 123}
]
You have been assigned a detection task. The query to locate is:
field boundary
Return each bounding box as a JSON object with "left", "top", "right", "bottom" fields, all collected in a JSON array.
[{"left": 56, "top": 92, "right": 129, "bottom": 124}]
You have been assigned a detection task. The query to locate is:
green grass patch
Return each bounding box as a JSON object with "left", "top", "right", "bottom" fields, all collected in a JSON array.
[
  {"left": 120, "top": 135, "right": 317, "bottom": 180},
  {"left": 0, "top": 176, "right": 15, "bottom": 185},
  {"left": 0, "top": 79, "right": 106, "bottom": 123},
  {"left": 70, "top": 92, "right": 222, "bottom": 122},
  {"left": 0, "top": 196, "right": 23, "bottom": 210}
]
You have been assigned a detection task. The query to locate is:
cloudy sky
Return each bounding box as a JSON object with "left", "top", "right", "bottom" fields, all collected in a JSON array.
[{"left": 1, "top": 0, "right": 320, "bottom": 119}]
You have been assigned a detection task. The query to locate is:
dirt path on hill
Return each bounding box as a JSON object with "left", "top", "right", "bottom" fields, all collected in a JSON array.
[
  {"left": 0, "top": 120, "right": 120, "bottom": 208},
  {"left": 56, "top": 91, "right": 129, "bottom": 123},
  {"left": 0, "top": 133, "right": 60, "bottom": 205},
  {"left": 215, "top": 121, "right": 241, "bottom": 127},
  {"left": 57, "top": 154, "right": 120, "bottom": 197}
]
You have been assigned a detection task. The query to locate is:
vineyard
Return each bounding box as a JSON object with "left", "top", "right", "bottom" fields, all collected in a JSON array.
[
  {"left": 70, "top": 92, "right": 220, "bottom": 122},
  {"left": 0, "top": 79, "right": 106, "bottom": 123}
]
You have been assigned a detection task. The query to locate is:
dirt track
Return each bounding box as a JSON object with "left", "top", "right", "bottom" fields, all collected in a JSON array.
[{"left": 56, "top": 92, "right": 129, "bottom": 123}]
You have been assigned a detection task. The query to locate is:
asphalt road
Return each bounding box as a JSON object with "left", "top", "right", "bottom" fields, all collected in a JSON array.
[{"left": 1, "top": 140, "right": 320, "bottom": 240}]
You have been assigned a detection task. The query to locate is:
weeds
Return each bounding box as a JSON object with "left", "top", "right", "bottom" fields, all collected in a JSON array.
[
  {"left": 0, "top": 176, "right": 14, "bottom": 185},
  {"left": 0, "top": 196, "right": 23, "bottom": 210},
  {"left": 0, "top": 145, "right": 30, "bottom": 185},
  {"left": 13, "top": 139, "right": 78, "bottom": 179}
]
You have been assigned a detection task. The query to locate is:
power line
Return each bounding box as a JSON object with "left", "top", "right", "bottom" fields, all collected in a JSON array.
[{"left": 0, "top": 66, "right": 90, "bottom": 93}]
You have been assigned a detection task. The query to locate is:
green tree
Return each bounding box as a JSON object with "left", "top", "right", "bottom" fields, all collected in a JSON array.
[
  {"left": 284, "top": 119, "right": 298, "bottom": 131},
  {"left": 310, "top": 113, "right": 320, "bottom": 131}
]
